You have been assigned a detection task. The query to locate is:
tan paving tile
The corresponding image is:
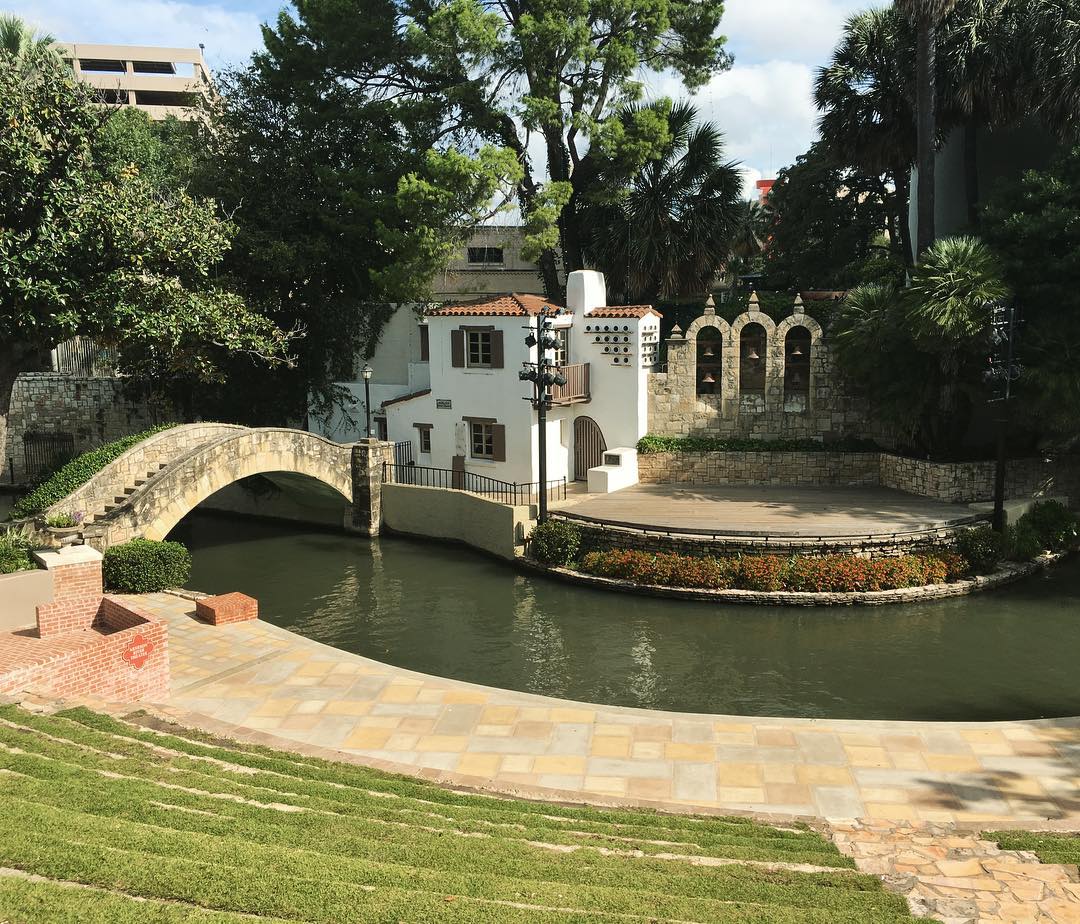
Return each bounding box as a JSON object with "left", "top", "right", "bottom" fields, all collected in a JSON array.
[
  {"left": 590, "top": 736, "right": 631, "bottom": 758},
  {"left": 532, "top": 755, "right": 586, "bottom": 775},
  {"left": 665, "top": 742, "right": 714, "bottom": 762},
  {"left": 342, "top": 727, "right": 393, "bottom": 749},
  {"left": 455, "top": 753, "right": 501, "bottom": 778}
]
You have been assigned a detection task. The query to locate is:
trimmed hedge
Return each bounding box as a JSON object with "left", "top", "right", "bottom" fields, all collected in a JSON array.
[
  {"left": 956, "top": 526, "right": 1004, "bottom": 574},
  {"left": 528, "top": 519, "right": 582, "bottom": 566},
  {"left": 102, "top": 539, "right": 191, "bottom": 593},
  {"left": 0, "top": 531, "right": 35, "bottom": 574},
  {"left": 10, "top": 424, "right": 178, "bottom": 520},
  {"left": 636, "top": 435, "right": 880, "bottom": 454},
  {"left": 579, "top": 549, "right": 965, "bottom": 593}
]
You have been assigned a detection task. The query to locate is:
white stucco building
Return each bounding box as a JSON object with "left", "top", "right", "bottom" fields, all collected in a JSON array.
[{"left": 314, "top": 271, "right": 660, "bottom": 489}]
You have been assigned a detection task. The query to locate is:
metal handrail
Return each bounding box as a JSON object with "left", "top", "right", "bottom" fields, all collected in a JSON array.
[{"left": 383, "top": 462, "right": 566, "bottom": 506}]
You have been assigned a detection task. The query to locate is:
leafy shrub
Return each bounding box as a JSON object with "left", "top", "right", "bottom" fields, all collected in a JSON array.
[
  {"left": 11, "top": 424, "right": 178, "bottom": 519},
  {"left": 0, "top": 531, "right": 35, "bottom": 574},
  {"left": 636, "top": 435, "right": 879, "bottom": 455},
  {"left": 955, "top": 526, "right": 1004, "bottom": 574},
  {"left": 579, "top": 549, "right": 962, "bottom": 593},
  {"left": 1018, "top": 501, "right": 1079, "bottom": 553},
  {"left": 1003, "top": 523, "right": 1044, "bottom": 562},
  {"left": 103, "top": 539, "right": 191, "bottom": 593},
  {"left": 933, "top": 550, "right": 970, "bottom": 583},
  {"left": 527, "top": 519, "right": 582, "bottom": 567}
]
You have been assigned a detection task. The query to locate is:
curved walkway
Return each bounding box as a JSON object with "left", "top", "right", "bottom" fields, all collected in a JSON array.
[{"left": 140, "top": 592, "right": 1080, "bottom": 828}]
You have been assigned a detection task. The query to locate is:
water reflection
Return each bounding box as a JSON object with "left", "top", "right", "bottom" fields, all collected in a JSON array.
[{"left": 171, "top": 512, "right": 1080, "bottom": 721}]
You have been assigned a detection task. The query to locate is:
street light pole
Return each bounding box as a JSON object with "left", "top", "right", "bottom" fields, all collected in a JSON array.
[
  {"left": 361, "top": 363, "right": 374, "bottom": 439},
  {"left": 984, "top": 301, "right": 1021, "bottom": 533},
  {"left": 520, "top": 306, "right": 566, "bottom": 524}
]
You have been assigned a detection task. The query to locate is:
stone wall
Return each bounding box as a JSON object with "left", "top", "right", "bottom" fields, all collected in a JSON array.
[
  {"left": 637, "top": 451, "right": 879, "bottom": 487},
  {"left": 382, "top": 482, "right": 534, "bottom": 559},
  {"left": 878, "top": 454, "right": 1080, "bottom": 504},
  {"left": 647, "top": 297, "right": 877, "bottom": 442},
  {"left": 3, "top": 374, "right": 173, "bottom": 484},
  {"left": 636, "top": 449, "right": 1080, "bottom": 506},
  {"left": 560, "top": 516, "right": 969, "bottom": 561}
]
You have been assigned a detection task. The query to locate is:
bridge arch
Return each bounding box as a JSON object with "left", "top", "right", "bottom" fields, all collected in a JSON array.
[{"left": 88, "top": 428, "right": 355, "bottom": 547}]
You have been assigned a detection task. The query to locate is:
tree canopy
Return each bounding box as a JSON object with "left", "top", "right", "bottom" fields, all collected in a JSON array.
[
  {"left": 0, "top": 42, "right": 293, "bottom": 421},
  {"left": 760, "top": 144, "right": 904, "bottom": 292},
  {"left": 578, "top": 101, "right": 743, "bottom": 303}
]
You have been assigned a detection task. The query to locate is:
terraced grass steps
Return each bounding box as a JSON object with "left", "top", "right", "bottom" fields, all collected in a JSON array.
[
  {"left": 984, "top": 831, "right": 1080, "bottom": 866},
  {"left": 0, "top": 703, "right": 928, "bottom": 923}
]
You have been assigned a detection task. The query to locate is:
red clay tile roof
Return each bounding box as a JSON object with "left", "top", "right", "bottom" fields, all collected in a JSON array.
[
  {"left": 587, "top": 305, "right": 662, "bottom": 319},
  {"left": 428, "top": 293, "right": 563, "bottom": 317},
  {"left": 381, "top": 388, "right": 430, "bottom": 409}
]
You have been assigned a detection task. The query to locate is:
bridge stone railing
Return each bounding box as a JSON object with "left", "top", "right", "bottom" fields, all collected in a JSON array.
[
  {"left": 45, "top": 423, "right": 247, "bottom": 524},
  {"left": 83, "top": 428, "right": 359, "bottom": 548}
]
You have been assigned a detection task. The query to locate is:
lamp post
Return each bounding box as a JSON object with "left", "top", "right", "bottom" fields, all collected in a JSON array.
[
  {"left": 361, "top": 363, "right": 374, "bottom": 439},
  {"left": 984, "top": 300, "right": 1021, "bottom": 533},
  {"left": 519, "top": 306, "right": 566, "bottom": 522}
]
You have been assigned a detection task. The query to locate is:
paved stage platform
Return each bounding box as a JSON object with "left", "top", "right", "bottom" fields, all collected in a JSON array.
[{"left": 553, "top": 484, "right": 983, "bottom": 538}]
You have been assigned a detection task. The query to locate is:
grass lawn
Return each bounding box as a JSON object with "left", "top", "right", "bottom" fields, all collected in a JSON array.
[
  {"left": 984, "top": 831, "right": 1080, "bottom": 865},
  {"left": 0, "top": 703, "right": 924, "bottom": 922}
]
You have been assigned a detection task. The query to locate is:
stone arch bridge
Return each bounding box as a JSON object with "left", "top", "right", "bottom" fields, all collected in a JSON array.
[{"left": 33, "top": 424, "right": 391, "bottom": 549}]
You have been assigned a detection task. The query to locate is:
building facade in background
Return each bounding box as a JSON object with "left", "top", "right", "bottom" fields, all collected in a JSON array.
[{"left": 56, "top": 43, "right": 212, "bottom": 120}]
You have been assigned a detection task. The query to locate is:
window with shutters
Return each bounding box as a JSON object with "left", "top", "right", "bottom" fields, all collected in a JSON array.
[
  {"left": 467, "top": 330, "right": 492, "bottom": 367},
  {"left": 470, "top": 421, "right": 495, "bottom": 459},
  {"left": 418, "top": 427, "right": 431, "bottom": 454}
]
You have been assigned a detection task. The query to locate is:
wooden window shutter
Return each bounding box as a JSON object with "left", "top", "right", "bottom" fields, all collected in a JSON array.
[
  {"left": 419, "top": 325, "right": 429, "bottom": 362},
  {"left": 450, "top": 329, "right": 464, "bottom": 367},
  {"left": 490, "top": 330, "right": 504, "bottom": 368},
  {"left": 492, "top": 424, "right": 506, "bottom": 462}
]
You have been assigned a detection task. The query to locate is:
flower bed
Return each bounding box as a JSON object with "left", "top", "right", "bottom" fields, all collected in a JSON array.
[{"left": 579, "top": 548, "right": 968, "bottom": 593}]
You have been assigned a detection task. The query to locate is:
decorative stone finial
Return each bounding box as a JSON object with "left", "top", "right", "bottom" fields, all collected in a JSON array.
[
  {"left": 704, "top": 293, "right": 715, "bottom": 314},
  {"left": 793, "top": 293, "right": 805, "bottom": 316},
  {"left": 669, "top": 323, "right": 685, "bottom": 339},
  {"left": 748, "top": 291, "right": 760, "bottom": 312}
]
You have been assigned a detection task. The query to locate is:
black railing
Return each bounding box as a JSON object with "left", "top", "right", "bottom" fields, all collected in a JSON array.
[
  {"left": 383, "top": 462, "right": 566, "bottom": 506},
  {"left": 23, "top": 431, "right": 75, "bottom": 481},
  {"left": 393, "top": 439, "right": 414, "bottom": 468}
]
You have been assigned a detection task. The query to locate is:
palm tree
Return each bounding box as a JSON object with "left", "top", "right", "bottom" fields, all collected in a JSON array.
[
  {"left": 730, "top": 200, "right": 767, "bottom": 261},
  {"left": 895, "top": 0, "right": 958, "bottom": 258},
  {"left": 815, "top": 7, "right": 918, "bottom": 263},
  {"left": 0, "top": 14, "right": 56, "bottom": 64},
  {"left": 579, "top": 101, "right": 743, "bottom": 303}
]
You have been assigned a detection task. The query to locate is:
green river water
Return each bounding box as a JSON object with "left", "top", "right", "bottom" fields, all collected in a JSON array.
[{"left": 171, "top": 512, "right": 1080, "bottom": 722}]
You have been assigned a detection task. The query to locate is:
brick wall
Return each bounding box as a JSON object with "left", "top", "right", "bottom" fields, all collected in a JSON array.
[
  {"left": 0, "top": 548, "right": 170, "bottom": 702},
  {"left": 34, "top": 555, "right": 103, "bottom": 638},
  {"left": 0, "top": 595, "right": 169, "bottom": 700}
]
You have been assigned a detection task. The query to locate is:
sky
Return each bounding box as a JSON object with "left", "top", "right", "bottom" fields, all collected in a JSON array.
[{"left": 11, "top": 0, "right": 873, "bottom": 198}]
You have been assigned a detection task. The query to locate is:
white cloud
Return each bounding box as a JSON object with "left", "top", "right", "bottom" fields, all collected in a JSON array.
[
  {"left": 9, "top": 0, "right": 265, "bottom": 70},
  {"left": 721, "top": 0, "right": 866, "bottom": 65},
  {"left": 648, "top": 60, "right": 819, "bottom": 194}
]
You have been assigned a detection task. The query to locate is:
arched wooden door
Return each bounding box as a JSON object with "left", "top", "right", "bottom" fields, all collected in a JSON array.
[{"left": 573, "top": 416, "right": 606, "bottom": 481}]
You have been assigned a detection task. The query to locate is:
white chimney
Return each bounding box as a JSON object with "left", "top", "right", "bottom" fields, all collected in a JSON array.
[{"left": 566, "top": 270, "right": 607, "bottom": 315}]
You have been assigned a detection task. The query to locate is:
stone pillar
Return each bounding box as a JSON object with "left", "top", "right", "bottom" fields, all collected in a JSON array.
[
  {"left": 33, "top": 546, "right": 104, "bottom": 638},
  {"left": 348, "top": 438, "right": 394, "bottom": 536}
]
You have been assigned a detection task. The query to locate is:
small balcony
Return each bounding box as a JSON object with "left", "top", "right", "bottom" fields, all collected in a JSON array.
[{"left": 551, "top": 363, "right": 590, "bottom": 405}]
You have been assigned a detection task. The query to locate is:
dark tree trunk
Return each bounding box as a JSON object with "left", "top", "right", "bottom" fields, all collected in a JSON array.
[
  {"left": 963, "top": 118, "right": 980, "bottom": 228},
  {"left": 914, "top": 15, "right": 937, "bottom": 258}
]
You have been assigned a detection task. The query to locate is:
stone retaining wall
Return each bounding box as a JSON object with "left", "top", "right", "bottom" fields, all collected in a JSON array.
[
  {"left": 558, "top": 515, "right": 972, "bottom": 560},
  {"left": 638, "top": 449, "right": 1080, "bottom": 505},
  {"left": 637, "top": 451, "right": 879, "bottom": 487},
  {"left": 3, "top": 374, "right": 173, "bottom": 484}
]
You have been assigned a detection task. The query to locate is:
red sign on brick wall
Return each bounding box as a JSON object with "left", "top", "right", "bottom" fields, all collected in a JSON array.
[{"left": 121, "top": 634, "right": 154, "bottom": 670}]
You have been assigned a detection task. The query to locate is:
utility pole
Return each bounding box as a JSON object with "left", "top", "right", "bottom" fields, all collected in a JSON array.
[
  {"left": 984, "top": 300, "right": 1021, "bottom": 533},
  {"left": 519, "top": 306, "right": 566, "bottom": 523}
]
